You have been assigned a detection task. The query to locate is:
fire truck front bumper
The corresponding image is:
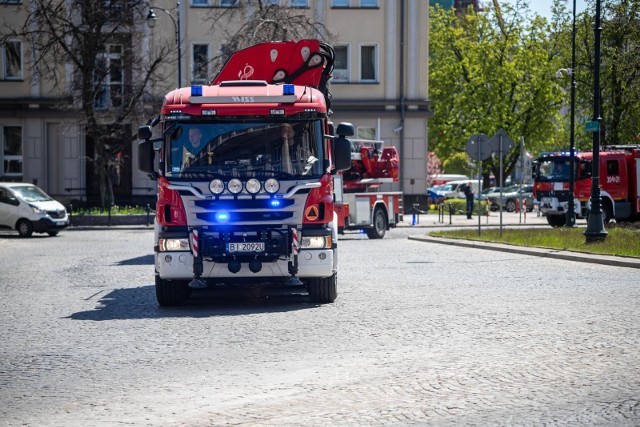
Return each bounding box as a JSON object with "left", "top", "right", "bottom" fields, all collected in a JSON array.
[
  {"left": 155, "top": 249, "right": 335, "bottom": 281},
  {"left": 539, "top": 196, "right": 581, "bottom": 216}
]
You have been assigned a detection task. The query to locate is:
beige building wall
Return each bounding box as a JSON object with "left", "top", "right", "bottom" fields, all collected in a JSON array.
[{"left": 1, "top": 0, "right": 431, "bottom": 205}]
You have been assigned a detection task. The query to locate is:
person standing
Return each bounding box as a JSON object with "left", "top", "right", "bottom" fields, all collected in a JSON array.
[{"left": 463, "top": 182, "right": 475, "bottom": 219}]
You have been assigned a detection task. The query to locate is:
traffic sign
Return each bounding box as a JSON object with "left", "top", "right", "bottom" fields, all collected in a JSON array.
[
  {"left": 488, "top": 128, "right": 514, "bottom": 154},
  {"left": 585, "top": 120, "right": 600, "bottom": 133},
  {"left": 466, "top": 133, "right": 492, "bottom": 161}
]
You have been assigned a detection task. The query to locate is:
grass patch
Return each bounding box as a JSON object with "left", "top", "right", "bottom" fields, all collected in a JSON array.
[
  {"left": 72, "top": 205, "right": 152, "bottom": 215},
  {"left": 430, "top": 226, "right": 640, "bottom": 258}
]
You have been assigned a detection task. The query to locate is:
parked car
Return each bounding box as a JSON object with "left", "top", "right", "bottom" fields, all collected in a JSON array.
[
  {"left": 436, "top": 180, "right": 480, "bottom": 199},
  {"left": 487, "top": 184, "right": 534, "bottom": 212},
  {"left": 0, "top": 182, "right": 69, "bottom": 237}
]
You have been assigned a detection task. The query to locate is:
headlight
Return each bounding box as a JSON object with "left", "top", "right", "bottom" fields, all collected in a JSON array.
[
  {"left": 264, "top": 178, "right": 279, "bottom": 194},
  {"left": 228, "top": 178, "right": 243, "bottom": 194},
  {"left": 209, "top": 179, "right": 224, "bottom": 195},
  {"left": 158, "top": 238, "right": 190, "bottom": 251},
  {"left": 29, "top": 204, "right": 43, "bottom": 214},
  {"left": 301, "top": 236, "right": 331, "bottom": 249},
  {"left": 246, "top": 178, "right": 261, "bottom": 194}
]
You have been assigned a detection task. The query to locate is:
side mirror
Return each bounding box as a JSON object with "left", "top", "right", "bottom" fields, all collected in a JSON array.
[
  {"left": 333, "top": 135, "right": 352, "bottom": 172},
  {"left": 336, "top": 122, "right": 355, "bottom": 137},
  {"left": 138, "top": 125, "right": 153, "bottom": 140},
  {"left": 138, "top": 139, "right": 155, "bottom": 174}
]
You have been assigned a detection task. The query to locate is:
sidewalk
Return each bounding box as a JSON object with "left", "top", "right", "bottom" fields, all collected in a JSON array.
[
  {"left": 403, "top": 210, "right": 640, "bottom": 270},
  {"left": 400, "top": 209, "right": 551, "bottom": 228}
]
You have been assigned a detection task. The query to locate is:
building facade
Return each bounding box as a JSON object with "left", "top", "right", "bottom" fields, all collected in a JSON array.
[{"left": 0, "top": 0, "right": 431, "bottom": 208}]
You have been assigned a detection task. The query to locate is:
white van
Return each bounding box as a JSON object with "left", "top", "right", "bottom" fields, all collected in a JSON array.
[
  {"left": 436, "top": 180, "right": 480, "bottom": 199},
  {"left": 0, "top": 182, "right": 69, "bottom": 237}
]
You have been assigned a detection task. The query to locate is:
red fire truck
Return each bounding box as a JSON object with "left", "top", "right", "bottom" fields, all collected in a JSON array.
[
  {"left": 136, "top": 40, "right": 353, "bottom": 306},
  {"left": 333, "top": 139, "right": 403, "bottom": 239},
  {"left": 533, "top": 145, "right": 640, "bottom": 227}
]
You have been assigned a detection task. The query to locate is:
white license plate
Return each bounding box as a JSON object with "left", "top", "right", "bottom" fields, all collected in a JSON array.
[{"left": 227, "top": 242, "right": 265, "bottom": 253}]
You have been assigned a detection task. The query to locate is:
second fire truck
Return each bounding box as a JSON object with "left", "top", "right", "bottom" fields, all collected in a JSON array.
[{"left": 533, "top": 145, "right": 640, "bottom": 227}]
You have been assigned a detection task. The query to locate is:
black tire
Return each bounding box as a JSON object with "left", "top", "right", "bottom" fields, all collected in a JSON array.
[
  {"left": 307, "top": 274, "right": 337, "bottom": 303},
  {"left": 155, "top": 276, "right": 191, "bottom": 307},
  {"left": 366, "top": 208, "right": 387, "bottom": 239},
  {"left": 546, "top": 214, "right": 566, "bottom": 227},
  {"left": 505, "top": 199, "right": 516, "bottom": 212},
  {"left": 47, "top": 231, "right": 59, "bottom": 237},
  {"left": 17, "top": 219, "right": 33, "bottom": 238}
]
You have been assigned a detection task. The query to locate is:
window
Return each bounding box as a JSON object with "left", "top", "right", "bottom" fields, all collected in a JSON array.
[
  {"left": 192, "top": 0, "right": 208, "bottom": 5},
  {"left": 192, "top": 43, "right": 210, "bottom": 83},
  {"left": 606, "top": 160, "right": 619, "bottom": 176},
  {"left": 332, "top": 45, "right": 349, "bottom": 81},
  {"left": 218, "top": 0, "right": 238, "bottom": 6},
  {"left": 1, "top": 126, "right": 22, "bottom": 178},
  {"left": 357, "top": 127, "right": 376, "bottom": 140},
  {"left": 360, "top": 44, "right": 377, "bottom": 81},
  {"left": 94, "top": 44, "right": 123, "bottom": 109},
  {"left": 331, "top": 0, "right": 377, "bottom": 7},
  {"left": 3, "top": 40, "right": 22, "bottom": 80},
  {"left": 263, "top": 0, "right": 308, "bottom": 5}
]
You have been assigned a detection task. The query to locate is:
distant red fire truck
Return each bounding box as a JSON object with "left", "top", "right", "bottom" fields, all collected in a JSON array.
[{"left": 533, "top": 145, "right": 640, "bottom": 227}]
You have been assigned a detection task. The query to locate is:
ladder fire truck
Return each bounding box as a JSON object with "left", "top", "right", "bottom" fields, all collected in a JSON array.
[
  {"left": 137, "top": 40, "right": 353, "bottom": 306},
  {"left": 333, "top": 139, "right": 403, "bottom": 239},
  {"left": 533, "top": 145, "right": 640, "bottom": 227}
]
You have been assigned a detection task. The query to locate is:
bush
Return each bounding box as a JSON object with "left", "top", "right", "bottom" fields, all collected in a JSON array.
[{"left": 441, "top": 198, "right": 489, "bottom": 216}]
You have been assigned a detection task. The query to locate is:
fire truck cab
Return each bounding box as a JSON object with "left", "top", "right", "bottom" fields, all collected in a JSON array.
[{"left": 137, "top": 40, "right": 353, "bottom": 306}]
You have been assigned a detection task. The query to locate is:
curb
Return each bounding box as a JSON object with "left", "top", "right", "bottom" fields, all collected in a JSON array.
[{"left": 408, "top": 235, "right": 640, "bottom": 269}]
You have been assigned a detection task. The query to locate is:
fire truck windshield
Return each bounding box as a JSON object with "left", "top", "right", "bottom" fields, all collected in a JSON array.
[
  {"left": 166, "top": 120, "right": 324, "bottom": 179},
  {"left": 536, "top": 158, "right": 572, "bottom": 182}
]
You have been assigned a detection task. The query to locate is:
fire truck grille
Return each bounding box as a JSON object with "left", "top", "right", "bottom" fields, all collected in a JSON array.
[{"left": 195, "top": 211, "right": 293, "bottom": 222}]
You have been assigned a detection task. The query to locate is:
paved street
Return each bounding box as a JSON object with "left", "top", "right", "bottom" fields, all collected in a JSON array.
[{"left": 1, "top": 226, "right": 639, "bottom": 426}]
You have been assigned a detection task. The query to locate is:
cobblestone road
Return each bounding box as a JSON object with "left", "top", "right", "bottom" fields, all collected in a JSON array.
[{"left": 1, "top": 227, "right": 639, "bottom": 426}]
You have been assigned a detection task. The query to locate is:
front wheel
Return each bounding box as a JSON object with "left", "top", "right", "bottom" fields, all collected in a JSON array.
[
  {"left": 17, "top": 219, "right": 33, "bottom": 238},
  {"left": 601, "top": 203, "right": 612, "bottom": 225},
  {"left": 505, "top": 199, "right": 516, "bottom": 212},
  {"left": 366, "top": 208, "right": 387, "bottom": 239},
  {"left": 306, "top": 274, "right": 337, "bottom": 303},
  {"left": 155, "top": 276, "right": 192, "bottom": 307}
]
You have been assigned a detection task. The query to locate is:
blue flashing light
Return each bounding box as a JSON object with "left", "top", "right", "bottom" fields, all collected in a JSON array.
[
  {"left": 269, "top": 199, "right": 281, "bottom": 208},
  {"left": 283, "top": 84, "right": 295, "bottom": 95},
  {"left": 216, "top": 212, "right": 230, "bottom": 222},
  {"left": 191, "top": 85, "right": 203, "bottom": 96}
]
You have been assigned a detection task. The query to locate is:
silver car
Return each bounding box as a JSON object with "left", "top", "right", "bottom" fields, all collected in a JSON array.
[{"left": 487, "top": 185, "right": 535, "bottom": 212}]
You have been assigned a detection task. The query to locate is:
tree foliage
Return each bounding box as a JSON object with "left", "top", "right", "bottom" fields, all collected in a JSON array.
[
  {"left": 573, "top": 0, "right": 640, "bottom": 146},
  {"left": 429, "top": 1, "right": 569, "bottom": 185},
  {"left": 2, "top": 0, "right": 167, "bottom": 207}
]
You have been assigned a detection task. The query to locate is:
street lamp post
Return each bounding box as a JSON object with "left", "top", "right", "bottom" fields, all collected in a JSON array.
[
  {"left": 565, "top": 0, "right": 577, "bottom": 227},
  {"left": 584, "top": 0, "right": 608, "bottom": 242},
  {"left": 147, "top": 1, "right": 182, "bottom": 88}
]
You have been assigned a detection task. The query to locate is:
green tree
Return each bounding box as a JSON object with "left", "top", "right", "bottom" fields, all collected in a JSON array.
[
  {"left": 429, "top": 1, "right": 569, "bottom": 185},
  {"left": 2, "top": 1, "right": 167, "bottom": 208},
  {"left": 573, "top": 0, "right": 640, "bottom": 146}
]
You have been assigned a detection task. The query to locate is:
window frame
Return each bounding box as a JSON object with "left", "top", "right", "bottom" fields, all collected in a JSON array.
[
  {"left": 332, "top": 44, "right": 350, "bottom": 82},
  {"left": 3, "top": 39, "right": 23, "bottom": 80},
  {"left": 191, "top": 42, "right": 210, "bottom": 84},
  {"left": 359, "top": 43, "right": 378, "bottom": 82},
  {"left": 1, "top": 125, "right": 23, "bottom": 179},
  {"left": 94, "top": 43, "right": 124, "bottom": 110}
]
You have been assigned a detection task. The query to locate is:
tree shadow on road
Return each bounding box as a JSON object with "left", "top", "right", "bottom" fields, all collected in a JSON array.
[{"left": 67, "top": 283, "right": 319, "bottom": 321}]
